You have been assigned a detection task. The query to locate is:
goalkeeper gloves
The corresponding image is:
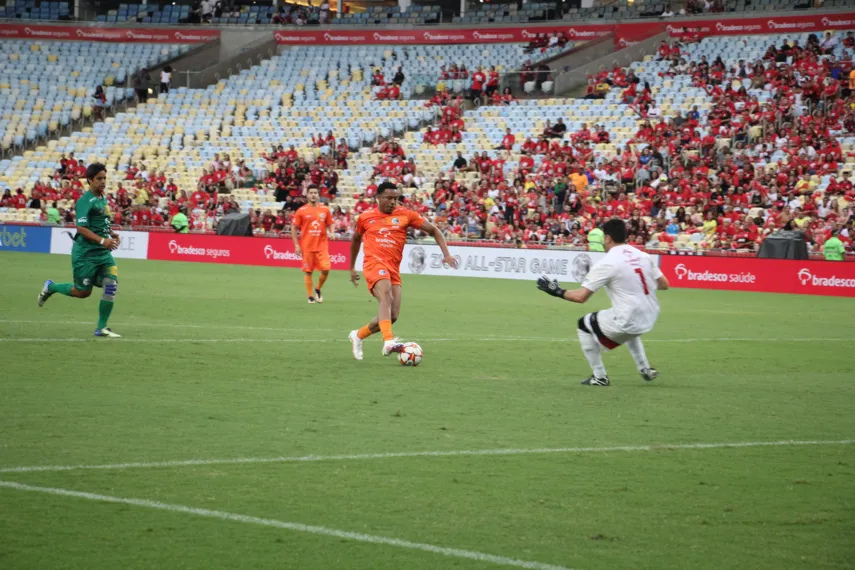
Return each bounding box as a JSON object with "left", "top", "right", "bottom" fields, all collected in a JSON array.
[{"left": 537, "top": 276, "right": 566, "bottom": 299}]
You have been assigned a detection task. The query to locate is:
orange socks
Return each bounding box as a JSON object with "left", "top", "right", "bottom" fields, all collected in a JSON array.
[
  {"left": 304, "top": 274, "right": 314, "bottom": 298},
  {"left": 379, "top": 319, "right": 394, "bottom": 341},
  {"left": 317, "top": 272, "right": 328, "bottom": 291},
  {"left": 357, "top": 325, "right": 373, "bottom": 340}
]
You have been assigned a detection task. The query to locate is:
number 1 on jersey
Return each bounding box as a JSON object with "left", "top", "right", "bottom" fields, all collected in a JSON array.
[{"left": 634, "top": 267, "right": 650, "bottom": 295}]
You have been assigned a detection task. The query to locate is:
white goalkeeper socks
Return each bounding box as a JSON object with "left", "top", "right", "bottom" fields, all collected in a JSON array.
[
  {"left": 625, "top": 337, "right": 651, "bottom": 372},
  {"left": 577, "top": 329, "right": 607, "bottom": 378}
]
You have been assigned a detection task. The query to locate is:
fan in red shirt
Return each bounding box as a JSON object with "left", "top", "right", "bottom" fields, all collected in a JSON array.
[
  {"left": 471, "top": 67, "right": 486, "bottom": 96},
  {"left": 497, "top": 129, "right": 515, "bottom": 151},
  {"left": 12, "top": 189, "right": 28, "bottom": 208}
]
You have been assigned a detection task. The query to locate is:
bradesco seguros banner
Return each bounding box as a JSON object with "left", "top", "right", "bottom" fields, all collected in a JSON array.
[
  {"left": 147, "top": 232, "right": 350, "bottom": 269},
  {"left": 660, "top": 256, "right": 855, "bottom": 297},
  {"left": 0, "top": 24, "right": 219, "bottom": 43},
  {"left": 0, "top": 224, "right": 51, "bottom": 253},
  {"left": 50, "top": 227, "right": 149, "bottom": 259},
  {"left": 355, "top": 243, "right": 610, "bottom": 283},
  {"left": 273, "top": 12, "right": 855, "bottom": 46}
]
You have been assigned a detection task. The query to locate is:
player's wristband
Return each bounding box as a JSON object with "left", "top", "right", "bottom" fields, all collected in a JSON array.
[{"left": 100, "top": 238, "right": 105, "bottom": 245}]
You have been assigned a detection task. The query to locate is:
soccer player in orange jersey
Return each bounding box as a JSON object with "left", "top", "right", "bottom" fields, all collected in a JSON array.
[
  {"left": 291, "top": 185, "right": 334, "bottom": 304},
  {"left": 348, "top": 182, "right": 458, "bottom": 359}
]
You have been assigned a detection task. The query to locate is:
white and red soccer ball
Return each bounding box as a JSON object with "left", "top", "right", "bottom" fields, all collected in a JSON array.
[{"left": 398, "top": 342, "right": 423, "bottom": 366}]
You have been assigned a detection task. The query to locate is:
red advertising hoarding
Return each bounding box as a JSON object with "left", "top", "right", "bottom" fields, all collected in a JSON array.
[
  {"left": 147, "top": 233, "right": 350, "bottom": 269},
  {"left": 660, "top": 256, "right": 855, "bottom": 297},
  {"left": 272, "top": 12, "right": 855, "bottom": 48},
  {"left": 273, "top": 26, "right": 613, "bottom": 46},
  {"left": 662, "top": 12, "right": 855, "bottom": 39},
  {"left": 1, "top": 12, "right": 849, "bottom": 47},
  {"left": 0, "top": 24, "right": 220, "bottom": 43}
]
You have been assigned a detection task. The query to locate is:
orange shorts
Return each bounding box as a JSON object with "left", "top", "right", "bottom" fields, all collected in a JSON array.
[
  {"left": 302, "top": 250, "right": 330, "bottom": 272},
  {"left": 363, "top": 260, "right": 401, "bottom": 293}
]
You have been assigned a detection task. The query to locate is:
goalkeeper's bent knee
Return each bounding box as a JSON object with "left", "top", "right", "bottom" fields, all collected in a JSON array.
[{"left": 102, "top": 278, "right": 117, "bottom": 302}]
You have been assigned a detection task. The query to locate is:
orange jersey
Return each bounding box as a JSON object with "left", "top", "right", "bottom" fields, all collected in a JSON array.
[
  {"left": 356, "top": 206, "right": 426, "bottom": 268},
  {"left": 293, "top": 204, "right": 333, "bottom": 252}
]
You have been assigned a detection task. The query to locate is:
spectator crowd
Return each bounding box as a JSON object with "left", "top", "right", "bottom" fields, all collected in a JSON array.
[{"left": 7, "top": 32, "right": 854, "bottom": 257}]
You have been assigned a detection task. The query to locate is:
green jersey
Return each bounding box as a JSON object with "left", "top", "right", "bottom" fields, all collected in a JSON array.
[
  {"left": 823, "top": 237, "right": 845, "bottom": 261},
  {"left": 171, "top": 212, "right": 189, "bottom": 233},
  {"left": 588, "top": 228, "right": 605, "bottom": 252},
  {"left": 46, "top": 207, "right": 61, "bottom": 224},
  {"left": 74, "top": 191, "right": 112, "bottom": 253}
]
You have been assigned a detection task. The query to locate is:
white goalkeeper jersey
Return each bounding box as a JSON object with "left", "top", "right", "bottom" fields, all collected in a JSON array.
[{"left": 580, "top": 244, "right": 663, "bottom": 335}]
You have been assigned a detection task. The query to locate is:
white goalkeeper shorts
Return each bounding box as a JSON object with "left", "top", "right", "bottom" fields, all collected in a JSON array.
[{"left": 580, "top": 309, "right": 638, "bottom": 351}]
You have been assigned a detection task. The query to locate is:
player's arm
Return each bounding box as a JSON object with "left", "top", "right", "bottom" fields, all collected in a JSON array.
[
  {"left": 76, "top": 226, "right": 117, "bottom": 250},
  {"left": 537, "top": 262, "right": 609, "bottom": 304},
  {"left": 418, "top": 219, "right": 459, "bottom": 268},
  {"left": 652, "top": 261, "right": 669, "bottom": 290},
  {"left": 349, "top": 229, "right": 363, "bottom": 287},
  {"left": 290, "top": 214, "right": 301, "bottom": 256},
  {"left": 326, "top": 210, "right": 334, "bottom": 241},
  {"left": 109, "top": 217, "right": 121, "bottom": 244},
  {"left": 536, "top": 277, "right": 594, "bottom": 303}
]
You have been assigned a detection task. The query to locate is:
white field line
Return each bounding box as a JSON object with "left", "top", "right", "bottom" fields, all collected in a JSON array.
[
  {"left": 0, "top": 481, "right": 572, "bottom": 570},
  {"left": 3, "top": 321, "right": 850, "bottom": 345},
  {"left": 2, "top": 439, "right": 852, "bottom": 475},
  {"left": 0, "top": 319, "right": 333, "bottom": 333},
  {"left": 0, "top": 337, "right": 852, "bottom": 343}
]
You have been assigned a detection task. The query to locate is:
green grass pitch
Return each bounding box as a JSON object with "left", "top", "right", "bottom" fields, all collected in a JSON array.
[{"left": 1, "top": 251, "right": 854, "bottom": 570}]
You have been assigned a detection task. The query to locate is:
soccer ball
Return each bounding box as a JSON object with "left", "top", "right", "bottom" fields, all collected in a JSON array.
[{"left": 398, "top": 342, "right": 423, "bottom": 366}]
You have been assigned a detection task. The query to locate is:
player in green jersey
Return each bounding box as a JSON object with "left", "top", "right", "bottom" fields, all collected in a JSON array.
[{"left": 37, "top": 163, "right": 123, "bottom": 338}]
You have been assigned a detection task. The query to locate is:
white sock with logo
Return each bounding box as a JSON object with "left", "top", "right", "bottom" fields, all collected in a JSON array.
[
  {"left": 625, "top": 337, "right": 650, "bottom": 372},
  {"left": 577, "top": 329, "right": 607, "bottom": 378}
]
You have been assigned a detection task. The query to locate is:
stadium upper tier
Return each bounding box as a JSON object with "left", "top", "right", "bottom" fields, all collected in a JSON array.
[
  {"left": 0, "top": 42, "right": 562, "bottom": 195},
  {"left": 0, "top": 0, "right": 69, "bottom": 20},
  {"left": 0, "top": 40, "right": 190, "bottom": 152},
  {"left": 339, "top": 31, "right": 855, "bottom": 201}
]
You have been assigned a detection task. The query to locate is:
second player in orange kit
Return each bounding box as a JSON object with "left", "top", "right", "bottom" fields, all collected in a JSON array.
[
  {"left": 348, "top": 182, "right": 458, "bottom": 359},
  {"left": 291, "top": 185, "right": 334, "bottom": 304}
]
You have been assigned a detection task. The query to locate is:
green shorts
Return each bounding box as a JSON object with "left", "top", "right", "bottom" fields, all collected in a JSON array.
[{"left": 71, "top": 250, "right": 118, "bottom": 292}]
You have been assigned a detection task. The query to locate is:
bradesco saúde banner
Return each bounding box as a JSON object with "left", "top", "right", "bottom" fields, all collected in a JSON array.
[
  {"left": 49, "top": 228, "right": 149, "bottom": 259},
  {"left": 660, "top": 256, "right": 855, "bottom": 297},
  {"left": 0, "top": 225, "right": 51, "bottom": 253},
  {"left": 147, "top": 232, "right": 350, "bottom": 269},
  {"left": 355, "top": 244, "right": 610, "bottom": 283}
]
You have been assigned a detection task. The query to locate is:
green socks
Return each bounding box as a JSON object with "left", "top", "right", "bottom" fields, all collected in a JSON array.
[
  {"left": 47, "top": 282, "right": 114, "bottom": 330},
  {"left": 48, "top": 282, "right": 74, "bottom": 296},
  {"left": 97, "top": 300, "right": 114, "bottom": 330}
]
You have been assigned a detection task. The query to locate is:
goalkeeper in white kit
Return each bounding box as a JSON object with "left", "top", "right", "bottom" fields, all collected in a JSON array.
[{"left": 537, "top": 219, "right": 669, "bottom": 386}]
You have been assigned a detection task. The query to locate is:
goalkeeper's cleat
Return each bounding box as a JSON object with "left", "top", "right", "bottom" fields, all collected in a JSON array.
[
  {"left": 348, "top": 330, "right": 364, "bottom": 361},
  {"left": 315, "top": 289, "right": 323, "bottom": 303},
  {"left": 308, "top": 297, "right": 316, "bottom": 304},
  {"left": 37, "top": 279, "right": 54, "bottom": 307},
  {"left": 581, "top": 375, "right": 610, "bottom": 386},
  {"left": 640, "top": 368, "right": 659, "bottom": 382},
  {"left": 382, "top": 339, "right": 404, "bottom": 356},
  {"left": 94, "top": 328, "right": 121, "bottom": 338}
]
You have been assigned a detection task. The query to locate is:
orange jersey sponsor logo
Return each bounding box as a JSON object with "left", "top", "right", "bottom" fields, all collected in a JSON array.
[
  {"left": 356, "top": 206, "right": 425, "bottom": 268},
  {"left": 294, "top": 204, "right": 333, "bottom": 252}
]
